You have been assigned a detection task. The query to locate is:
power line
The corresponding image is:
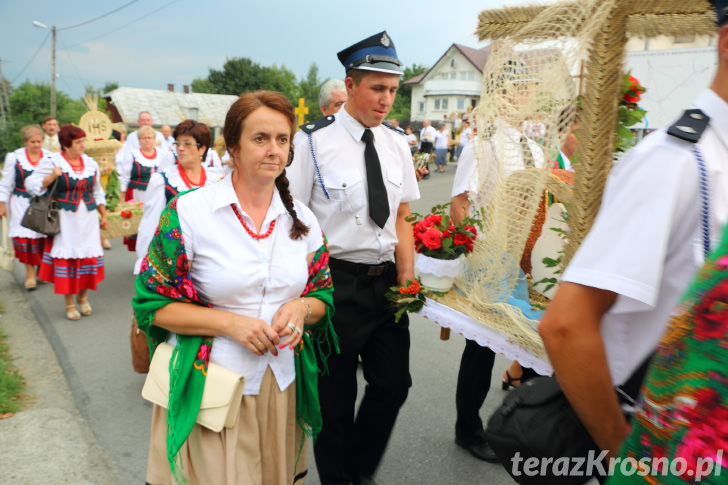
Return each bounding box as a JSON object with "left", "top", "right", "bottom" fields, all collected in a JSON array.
[
  {"left": 59, "top": 0, "right": 139, "bottom": 31},
  {"left": 11, "top": 32, "right": 50, "bottom": 83},
  {"left": 69, "top": 0, "right": 180, "bottom": 49}
]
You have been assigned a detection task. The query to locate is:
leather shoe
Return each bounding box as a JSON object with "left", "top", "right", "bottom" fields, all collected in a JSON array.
[{"left": 455, "top": 436, "right": 499, "bottom": 462}]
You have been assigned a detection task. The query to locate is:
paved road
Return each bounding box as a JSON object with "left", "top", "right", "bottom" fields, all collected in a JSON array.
[{"left": 18, "top": 162, "right": 523, "bottom": 484}]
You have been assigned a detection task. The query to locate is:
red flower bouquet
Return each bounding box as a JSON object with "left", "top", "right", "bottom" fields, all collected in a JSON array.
[
  {"left": 408, "top": 203, "right": 482, "bottom": 260},
  {"left": 616, "top": 72, "right": 647, "bottom": 153},
  {"left": 385, "top": 278, "right": 444, "bottom": 322}
]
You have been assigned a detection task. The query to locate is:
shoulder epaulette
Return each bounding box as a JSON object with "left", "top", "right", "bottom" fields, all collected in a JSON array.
[
  {"left": 300, "top": 115, "right": 335, "bottom": 134},
  {"left": 667, "top": 109, "right": 710, "bottom": 143},
  {"left": 382, "top": 122, "right": 405, "bottom": 135}
]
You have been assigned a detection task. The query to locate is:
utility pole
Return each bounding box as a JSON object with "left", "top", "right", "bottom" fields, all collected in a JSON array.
[
  {"left": 32, "top": 21, "right": 57, "bottom": 118},
  {"left": 50, "top": 25, "right": 56, "bottom": 118},
  {"left": 0, "top": 58, "right": 8, "bottom": 125}
]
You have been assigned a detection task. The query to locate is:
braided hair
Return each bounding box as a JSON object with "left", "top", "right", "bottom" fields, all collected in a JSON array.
[{"left": 224, "top": 90, "right": 310, "bottom": 240}]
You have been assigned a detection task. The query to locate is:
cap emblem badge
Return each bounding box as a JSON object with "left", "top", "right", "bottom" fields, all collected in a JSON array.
[{"left": 381, "top": 33, "right": 391, "bottom": 47}]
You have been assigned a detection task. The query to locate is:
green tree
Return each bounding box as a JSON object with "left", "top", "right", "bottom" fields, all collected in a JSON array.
[
  {"left": 0, "top": 82, "right": 85, "bottom": 156},
  {"left": 390, "top": 63, "right": 428, "bottom": 124},
  {"left": 299, "top": 63, "right": 322, "bottom": 122},
  {"left": 191, "top": 57, "right": 301, "bottom": 102}
]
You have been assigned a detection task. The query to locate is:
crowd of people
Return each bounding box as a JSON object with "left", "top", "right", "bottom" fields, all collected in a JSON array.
[{"left": 2, "top": 3, "right": 728, "bottom": 483}]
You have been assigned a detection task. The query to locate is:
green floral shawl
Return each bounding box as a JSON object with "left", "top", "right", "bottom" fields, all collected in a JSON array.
[
  {"left": 131, "top": 195, "right": 337, "bottom": 481},
  {"left": 607, "top": 224, "right": 728, "bottom": 484}
]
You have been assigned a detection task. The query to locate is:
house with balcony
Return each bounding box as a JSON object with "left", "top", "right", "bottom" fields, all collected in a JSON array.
[{"left": 404, "top": 44, "right": 490, "bottom": 123}]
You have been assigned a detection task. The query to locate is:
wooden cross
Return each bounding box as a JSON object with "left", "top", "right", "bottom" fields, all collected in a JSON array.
[
  {"left": 295, "top": 97, "right": 309, "bottom": 128},
  {"left": 476, "top": 0, "right": 716, "bottom": 262}
]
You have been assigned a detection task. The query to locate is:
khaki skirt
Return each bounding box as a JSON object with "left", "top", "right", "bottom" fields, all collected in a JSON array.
[{"left": 146, "top": 367, "right": 307, "bottom": 485}]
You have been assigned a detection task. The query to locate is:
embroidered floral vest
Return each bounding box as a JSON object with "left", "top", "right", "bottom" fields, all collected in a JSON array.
[
  {"left": 53, "top": 172, "right": 97, "bottom": 211},
  {"left": 12, "top": 160, "right": 32, "bottom": 199}
]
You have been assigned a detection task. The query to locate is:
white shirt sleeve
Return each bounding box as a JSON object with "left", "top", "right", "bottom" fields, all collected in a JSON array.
[
  {"left": 25, "top": 156, "right": 55, "bottom": 196},
  {"left": 135, "top": 173, "right": 166, "bottom": 272},
  {"left": 451, "top": 144, "right": 476, "bottom": 198},
  {"left": 289, "top": 133, "right": 315, "bottom": 206},
  {"left": 0, "top": 152, "right": 15, "bottom": 203},
  {"left": 119, "top": 150, "right": 134, "bottom": 192},
  {"left": 88, "top": 158, "right": 106, "bottom": 206},
  {"left": 562, "top": 140, "right": 699, "bottom": 309}
]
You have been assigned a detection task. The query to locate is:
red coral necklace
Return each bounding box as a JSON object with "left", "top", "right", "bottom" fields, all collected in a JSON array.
[
  {"left": 230, "top": 203, "right": 276, "bottom": 240},
  {"left": 178, "top": 165, "right": 206, "bottom": 188}
]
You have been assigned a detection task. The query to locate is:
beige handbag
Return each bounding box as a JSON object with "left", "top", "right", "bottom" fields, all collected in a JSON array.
[
  {"left": 141, "top": 342, "right": 245, "bottom": 432},
  {"left": 1, "top": 217, "right": 14, "bottom": 273}
]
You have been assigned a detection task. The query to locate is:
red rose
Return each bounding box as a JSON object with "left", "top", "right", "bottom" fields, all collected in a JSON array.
[
  {"left": 421, "top": 227, "right": 443, "bottom": 250},
  {"left": 623, "top": 75, "right": 643, "bottom": 104},
  {"left": 426, "top": 214, "right": 442, "bottom": 226},
  {"left": 453, "top": 233, "right": 469, "bottom": 246}
]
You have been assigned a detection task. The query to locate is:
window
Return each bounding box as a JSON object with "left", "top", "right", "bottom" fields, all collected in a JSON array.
[
  {"left": 419, "top": 102, "right": 424, "bottom": 113},
  {"left": 457, "top": 98, "right": 465, "bottom": 110},
  {"left": 468, "top": 71, "right": 475, "bottom": 80},
  {"left": 442, "top": 99, "right": 448, "bottom": 110},
  {"left": 460, "top": 72, "right": 467, "bottom": 80},
  {"left": 434, "top": 99, "right": 441, "bottom": 110},
  {"left": 441, "top": 73, "right": 448, "bottom": 80},
  {"left": 450, "top": 72, "right": 456, "bottom": 79}
]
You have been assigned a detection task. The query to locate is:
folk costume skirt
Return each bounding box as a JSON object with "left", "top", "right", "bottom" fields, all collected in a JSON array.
[
  {"left": 146, "top": 366, "right": 307, "bottom": 485},
  {"left": 38, "top": 204, "right": 105, "bottom": 294},
  {"left": 12, "top": 236, "right": 46, "bottom": 265}
]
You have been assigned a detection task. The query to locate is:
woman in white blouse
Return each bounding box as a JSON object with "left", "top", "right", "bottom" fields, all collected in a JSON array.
[
  {"left": 134, "top": 91, "right": 335, "bottom": 484},
  {"left": 0, "top": 125, "right": 51, "bottom": 289},
  {"left": 27, "top": 125, "right": 108, "bottom": 320},
  {"left": 133, "top": 120, "right": 224, "bottom": 274}
]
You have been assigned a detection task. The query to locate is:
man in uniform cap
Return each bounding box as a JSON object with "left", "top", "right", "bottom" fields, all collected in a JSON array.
[
  {"left": 289, "top": 31, "right": 419, "bottom": 485},
  {"left": 539, "top": 0, "right": 728, "bottom": 478}
]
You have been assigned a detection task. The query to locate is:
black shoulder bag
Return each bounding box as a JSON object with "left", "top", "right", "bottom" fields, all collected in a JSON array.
[
  {"left": 484, "top": 358, "right": 651, "bottom": 485},
  {"left": 21, "top": 178, "right": 60, "bottom": 236}
]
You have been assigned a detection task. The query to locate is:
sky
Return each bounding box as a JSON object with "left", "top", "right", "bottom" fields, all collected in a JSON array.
[{"left": 0, "top": 0, "right": 532, "bottom": 101}]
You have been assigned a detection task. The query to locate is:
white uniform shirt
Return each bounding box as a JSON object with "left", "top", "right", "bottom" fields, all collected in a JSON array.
[
  {"left": 459, "top": 128, "right": 472, "bottom": 147},
  {"left": 134, "top": 164, "right": 225, "bottom": 274},
  {"left": 451, "top": 124, "right": 543, "bottom": 208},
  {"left": 0, "top": 148, "right": 52, "bottom": 238},
  {"left": 420, "top": 125, "right": 436, "bottom": 146},
  {"left": 289, "top": 106, "right": 420, "bottom": 264},
  {"left": 562, "top": 88, "right": 728, "bottom": 385},
  {"left": 169, "top": 174, "right": 323, "bottom": 395}
]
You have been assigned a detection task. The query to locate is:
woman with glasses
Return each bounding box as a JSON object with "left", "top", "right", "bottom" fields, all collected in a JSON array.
[{"left": 134, "top": 119, "right": 224, "bottom": 274}]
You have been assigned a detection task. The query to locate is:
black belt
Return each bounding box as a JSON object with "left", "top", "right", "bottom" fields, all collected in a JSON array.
[{"left": 329, "top": 258, "right": 394, "bottom": 277}]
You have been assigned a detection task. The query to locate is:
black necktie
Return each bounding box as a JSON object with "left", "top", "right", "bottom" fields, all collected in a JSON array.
[{"left": 362, "top": 128, "right": 389, "bottom": 228}]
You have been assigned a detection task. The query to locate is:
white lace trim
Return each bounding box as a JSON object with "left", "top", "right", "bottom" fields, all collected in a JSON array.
[
  {"left": 415, "top": 253, "right": 463, "bottom": 278},
  {"left": 51, "top": 153, "right": 99, "bottom": 180},
  {"left": 12, "top": 148, "right": 51, "bottom": 171},
  {"left": 419, "top": 298, "right": 553, "bottom": 376}
]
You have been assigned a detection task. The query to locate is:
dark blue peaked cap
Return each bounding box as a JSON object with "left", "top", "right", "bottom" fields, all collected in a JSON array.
[
  {"left": 711, "top": 0, "right": 728, "bottom": 25},
  {"left": 337, "top": 31, "right": 403, "bottom": 76}
]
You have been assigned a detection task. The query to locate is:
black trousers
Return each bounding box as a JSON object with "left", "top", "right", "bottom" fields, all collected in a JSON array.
[
  {"left": 455, "top": 338, "right": 496, "bottom": 442},
  {"left": 314, "top": 259, "right": 412, "bottom": 484},
  {"left": 420, "top": 141, "right": 434, "bottom": 154}
]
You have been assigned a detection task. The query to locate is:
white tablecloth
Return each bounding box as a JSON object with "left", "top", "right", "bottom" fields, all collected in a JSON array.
[{"left": 419, "top": 298, "right": 553, "bottom": 376}]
